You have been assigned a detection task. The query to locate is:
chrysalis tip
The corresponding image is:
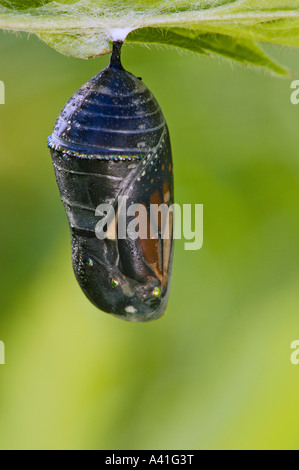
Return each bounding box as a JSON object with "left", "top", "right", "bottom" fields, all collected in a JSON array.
[{"left": 109, "top": 40, "right": 124, "bottom": 70}]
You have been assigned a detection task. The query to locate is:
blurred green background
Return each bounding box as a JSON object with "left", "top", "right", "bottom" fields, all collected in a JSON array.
[{"left": 1, "top": 33, "right": 299, "bottom": 450}]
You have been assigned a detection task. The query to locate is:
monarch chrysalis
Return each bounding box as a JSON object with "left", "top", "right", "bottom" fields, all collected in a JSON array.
[{"left": 48, "top": 41, "right": 174, "bottom": 322}]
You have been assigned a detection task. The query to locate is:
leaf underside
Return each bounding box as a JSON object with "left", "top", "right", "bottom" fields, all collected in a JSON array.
[{"left": 1, "top": 1, "right": 299, "bottom": 75}]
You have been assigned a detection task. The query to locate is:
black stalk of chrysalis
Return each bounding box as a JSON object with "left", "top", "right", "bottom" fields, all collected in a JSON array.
[{"left": 48, "top": 41, "right": 174, "bottom": 322}]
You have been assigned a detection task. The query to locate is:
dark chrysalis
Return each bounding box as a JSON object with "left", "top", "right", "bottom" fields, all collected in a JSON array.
[{"left": 48, "top": 41, "right": 174, "bottom": 322}]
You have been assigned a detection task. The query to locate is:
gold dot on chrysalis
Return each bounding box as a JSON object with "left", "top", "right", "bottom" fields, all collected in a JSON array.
[
  {"left": 153, "top": 287, "right": 161, "bottom": 297},
  {"left": 111, "top": 278, "right": 119, "bottom": 288}
]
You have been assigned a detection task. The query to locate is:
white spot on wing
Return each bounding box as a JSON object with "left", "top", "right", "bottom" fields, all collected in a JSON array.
[{"left": 125, "top": 306, "right": 137, "bottom": 314}]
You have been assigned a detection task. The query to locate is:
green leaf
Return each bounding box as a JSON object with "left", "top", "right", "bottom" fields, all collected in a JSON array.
[
  {"left": 0, "top": 1, "right": 299, "bottom": 73},
  {"left": 128, "top": 28, "right": 209, "bottom": 55},
  {"left": 127, "top": 28, "right": 289, "bottom": 75}
]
